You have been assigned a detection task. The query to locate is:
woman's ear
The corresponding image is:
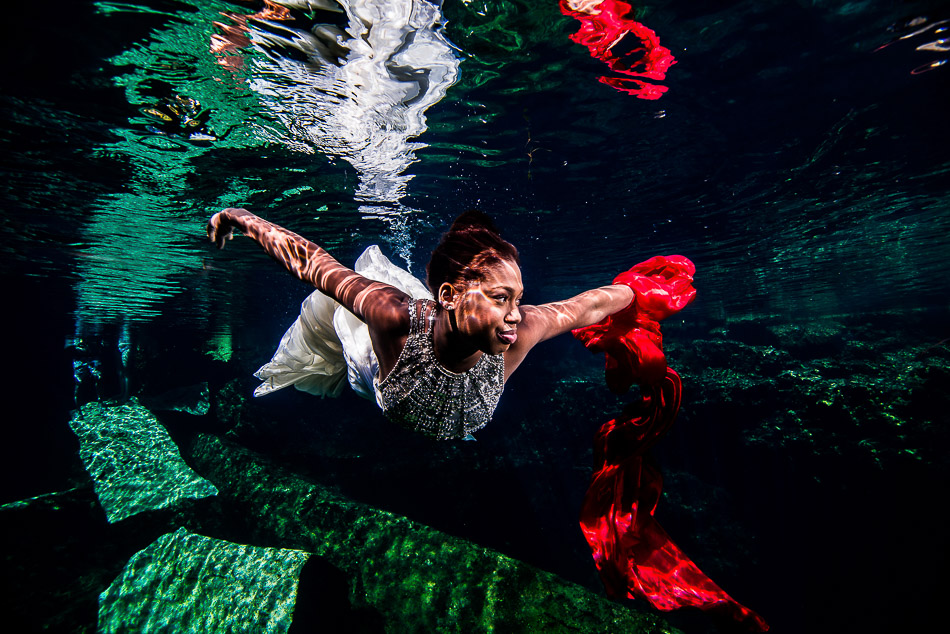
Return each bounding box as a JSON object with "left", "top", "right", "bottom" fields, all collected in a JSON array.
[{"left": 438, "top": 283, "right": 457, "bottom": 310}]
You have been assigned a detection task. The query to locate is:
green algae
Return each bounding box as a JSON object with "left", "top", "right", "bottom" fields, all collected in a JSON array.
[
  {"left": 99, "top": 528, "right": 309, "bottom": 633},
  {"left": 187, "top": 434, "right": 681, "bottom": 634},
  {"left": 68, "top": 399, "right": 218, "bottom": 523}
]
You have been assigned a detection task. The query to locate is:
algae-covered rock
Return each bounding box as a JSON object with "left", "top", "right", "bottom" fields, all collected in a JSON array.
[
  {"left": 187, "top": 434, "right": 681, "bottom": 634},
  {"left": 68, "top": 399, "right": 218, "bottom": 523},
  {"left": 665, "top": 311, "right": 950, "bottom": 470},
  {"left": 766, "top": 321, "right": 846, "bottom": 359},
  {"left": 99, "top": 528, "right": 309, "bottom": 633},
  {"left": 214, "top": 378, "right": 250, "bottom": 434}
]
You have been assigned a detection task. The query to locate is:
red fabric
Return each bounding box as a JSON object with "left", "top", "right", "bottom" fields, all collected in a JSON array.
[
  {"left": 573, "top": 256, "right": 769, "bottom": 631},
  {"left": 558, "top": 0, "right": 676, "bottom": 99},
  {"left": 573, "top": 255, "right": 696, "bottom": 392}
]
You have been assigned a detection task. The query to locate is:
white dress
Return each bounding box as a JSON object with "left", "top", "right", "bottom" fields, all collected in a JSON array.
[{"left": 252, "top": 246, "right": 433, "bottom": 404}]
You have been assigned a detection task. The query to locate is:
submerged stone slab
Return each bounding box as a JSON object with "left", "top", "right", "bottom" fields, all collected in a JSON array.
[
  {"left": 68, "top": 399, "right": 217, "bottom": 523},
  {"left": 99, "top": 528, "right": 309, "bottom": 633},
  {"left": 187, "top": 434, "right": 681, "bottom": 633}
]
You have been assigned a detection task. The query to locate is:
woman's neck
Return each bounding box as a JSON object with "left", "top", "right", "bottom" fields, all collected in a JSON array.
[{"left": 431, "top": 304, "right": 482, "bottom": 372}]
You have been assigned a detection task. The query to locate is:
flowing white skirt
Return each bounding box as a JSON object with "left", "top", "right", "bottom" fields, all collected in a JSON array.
[{"left": 253, "top": 246, "right": 433, "bottom": 404}]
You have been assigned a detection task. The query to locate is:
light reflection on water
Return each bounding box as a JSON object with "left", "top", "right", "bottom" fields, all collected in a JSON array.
[
  {"left": 222, "top": 0, "right": 460, "bottom": 206},
  {"left": 219, "top": 0, "right": 463, "bottom": 268},
  {"left": 68, "top": 0, "right": 462, "bottom": 323},
  {"left": 1, "top": 0, "right": 947, "bottom": 328}
]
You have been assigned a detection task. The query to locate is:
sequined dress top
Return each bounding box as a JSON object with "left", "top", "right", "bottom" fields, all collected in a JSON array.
[{"left": 376, "top": 299, "right": 505, "bottom": 439}]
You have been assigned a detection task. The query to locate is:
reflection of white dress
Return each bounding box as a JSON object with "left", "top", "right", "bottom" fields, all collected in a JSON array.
[
  {"left": 247, "top": 0, "right": 460, "bottom": 204},
  {"left": 253, "top": 246, "right": 432, "bottom": 403}
]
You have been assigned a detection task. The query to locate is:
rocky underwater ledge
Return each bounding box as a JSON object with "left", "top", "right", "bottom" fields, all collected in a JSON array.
[{"left": 1, "top": 396, "right": 679, "bottom": 633}]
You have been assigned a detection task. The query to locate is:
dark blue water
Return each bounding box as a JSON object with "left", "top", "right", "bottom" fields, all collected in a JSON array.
[{"left": 2, "top": 1, "right": 949, "bottom": 632}]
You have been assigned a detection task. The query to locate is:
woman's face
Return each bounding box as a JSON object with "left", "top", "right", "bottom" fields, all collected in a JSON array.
[{"left": 446, "top": 258, "right": 524, "bottom": 355}]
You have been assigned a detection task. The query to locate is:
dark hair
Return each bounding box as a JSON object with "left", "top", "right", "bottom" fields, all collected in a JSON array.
[{"left": 426, "top": 210, "right": 520, "bottom": 293}]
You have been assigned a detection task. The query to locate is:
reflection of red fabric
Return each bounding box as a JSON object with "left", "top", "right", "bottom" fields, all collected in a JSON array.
[
  {"left": 558, "top": 0, "right": 676, "bottom": 99},
  {"left": 573, "top": 257, "right": 769, "bottom": 631}
]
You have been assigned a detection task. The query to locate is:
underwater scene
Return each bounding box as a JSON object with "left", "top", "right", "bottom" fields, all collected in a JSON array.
[{"left": 2, "top": 0, "right": 948, "bottom": 632}]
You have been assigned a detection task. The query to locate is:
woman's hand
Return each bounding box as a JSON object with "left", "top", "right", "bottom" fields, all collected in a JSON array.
[{"left": 207, "top": 208, "right": 251, "bottom": 249}]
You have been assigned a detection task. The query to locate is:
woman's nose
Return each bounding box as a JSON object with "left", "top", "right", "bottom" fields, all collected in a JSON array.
[{"left": 507, "top": 306, "right": 522, "bottom": 324}]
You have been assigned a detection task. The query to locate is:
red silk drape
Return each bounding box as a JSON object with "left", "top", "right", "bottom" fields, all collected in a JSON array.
[{"left": 573, "top": 256, "right": 768, "bottom": 632}]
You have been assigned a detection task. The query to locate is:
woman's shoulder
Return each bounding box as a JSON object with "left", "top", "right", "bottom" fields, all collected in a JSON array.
[{"left": 364, "top": 289, "right": 415, "bottom": 335}]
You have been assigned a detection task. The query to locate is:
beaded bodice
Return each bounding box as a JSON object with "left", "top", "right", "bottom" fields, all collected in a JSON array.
[{"left": 376, "top": 299, "right": 505, "bottom": 440}]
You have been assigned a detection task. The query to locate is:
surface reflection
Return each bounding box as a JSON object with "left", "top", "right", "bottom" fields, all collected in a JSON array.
[
  {"left": 558, "top": 0, "right": 676, "bottom": 99},
  {"left": 874, "top": 16, "right": 948, "bottom": 75},
  {"left": 214, "top": 0, "right": 461, "bottom": 206}
]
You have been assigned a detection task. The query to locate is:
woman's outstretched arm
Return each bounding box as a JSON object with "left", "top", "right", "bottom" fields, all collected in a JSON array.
[
  {"left": 503, "top": 284, "right": 634, "bottom": 377},
  {"left": 207, "top": 208, "right": 408, "bottom": 327}
]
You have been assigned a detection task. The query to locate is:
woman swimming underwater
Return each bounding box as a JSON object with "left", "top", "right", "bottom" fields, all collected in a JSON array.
[
  {"left": 207, "top": 207, "right": 633, "bottom": 440},
  {"left": 207, "top": 207, "right": 768, "bottom": 629}
]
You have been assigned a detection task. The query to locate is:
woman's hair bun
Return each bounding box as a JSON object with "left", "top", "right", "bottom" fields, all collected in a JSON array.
[
  {"left": 449, "top": 209, "right": 502, "bottom": 236},
  {"left": 426, "top": 209, "right": 519, "bottom": 293}
]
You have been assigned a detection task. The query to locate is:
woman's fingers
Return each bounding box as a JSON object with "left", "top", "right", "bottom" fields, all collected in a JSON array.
[{"left": 207, "top": 212, "right": 233, "bottom": 249}]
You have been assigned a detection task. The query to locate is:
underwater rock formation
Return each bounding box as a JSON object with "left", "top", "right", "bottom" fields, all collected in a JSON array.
[
  {"left": 186, "top": 434, "right": 681, "bottom": 633},
  {"left": 0, "top": 483, "right": 198, "bottom": 632},
  {"left": 99, "top": 528, "right": 309, "bottom": 633},
  {"left": 68, "top": 399, "right": 218, "bottom": 522},
  {"left": 665, "top": 312, "right": 950, "bottom": 469},
  {"left": 139, "top": 381, "right": 211, "bottom": 416}
]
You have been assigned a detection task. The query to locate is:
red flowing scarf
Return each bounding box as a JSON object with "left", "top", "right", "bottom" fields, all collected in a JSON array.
[{"left": 573, "top": 256, "right": 769, "bottom": 631}]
